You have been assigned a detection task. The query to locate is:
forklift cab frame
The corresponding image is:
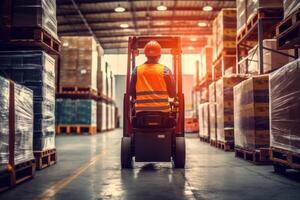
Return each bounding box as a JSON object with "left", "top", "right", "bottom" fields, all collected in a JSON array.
[{"left": 121, "top": 36, "right": 185, "bottom": 168}]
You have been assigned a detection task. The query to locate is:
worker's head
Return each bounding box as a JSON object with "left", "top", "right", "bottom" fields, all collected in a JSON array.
[{"left": 144, "top": 40, "right": 162, "bottom": 63}]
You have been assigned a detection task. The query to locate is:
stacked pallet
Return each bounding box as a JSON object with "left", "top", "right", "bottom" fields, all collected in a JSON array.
[
  {"left": 269, "top": 60, "right": 300, "bottom": 172},
  {"left": 234, "top": 75, "right": 270, "bottom": 163},
  {"left": 0, "top": 0, "right": 59, "bottom": 171},
  {"left": 0, "top": 76, "right": 36, "bottom": 192},
  {"left": 198, "top": 103, "right": 210, "bottom": 142},
  {"left": 209, "top": 82, "right": 217, "bottom": 145},
  {"left": 216, "top": 75, "right": 248, "bottom": 151},
  {"left": 56, "top": 36, "right": 98, "bottom": 135},
  {"left": 212, "top": 8, "right": 237, "bottom": 80}
]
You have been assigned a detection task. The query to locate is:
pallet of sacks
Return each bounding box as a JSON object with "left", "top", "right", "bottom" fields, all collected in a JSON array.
[
  {"left": 0, "top": 51, "right": 57, "bottom": 170},
  {"left": 234, "top": 75, "right": 271, "bottom": 164},
  {"left": 0, "top": 76, "right": 35, "bottom": 192},
  {"left": 215, "top": 75, "right": 249, "bottom": 151},
  {"left": 269, "top": 59, "right": 300, "bottom": 173}
]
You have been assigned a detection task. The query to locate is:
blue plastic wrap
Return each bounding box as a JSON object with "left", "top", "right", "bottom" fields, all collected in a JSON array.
[{"left": 0, "top": 51, "right": 55, "bottom": 151}]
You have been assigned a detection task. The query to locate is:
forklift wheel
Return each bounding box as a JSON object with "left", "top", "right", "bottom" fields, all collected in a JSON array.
[
  {"left": 173, "top": 137, "right": 186, "bottom": 168},
  {"left": 273, "top": 163, "right": 287, "bottom": 174},
  {"left": 121, "top": 137, "right": 133, "bottom": 169}
]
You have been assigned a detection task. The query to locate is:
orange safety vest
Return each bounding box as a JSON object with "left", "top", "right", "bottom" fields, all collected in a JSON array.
[{"left": 135, "top": 63, "right": 170, "bottom": 112}]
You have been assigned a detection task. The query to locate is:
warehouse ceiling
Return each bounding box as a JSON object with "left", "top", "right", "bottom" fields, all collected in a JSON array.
[{"left": 56, "top": 0, "right": 236, "bottom": 54}]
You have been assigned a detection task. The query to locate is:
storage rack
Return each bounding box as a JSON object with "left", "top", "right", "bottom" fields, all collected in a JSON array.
[{"left": 236, "top": 7, "right": 297, "bottom": 74}]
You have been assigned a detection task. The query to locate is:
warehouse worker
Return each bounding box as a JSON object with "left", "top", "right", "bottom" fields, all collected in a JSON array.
[{"left": 129, "top": 40, "right": 176, "bottom": 112}]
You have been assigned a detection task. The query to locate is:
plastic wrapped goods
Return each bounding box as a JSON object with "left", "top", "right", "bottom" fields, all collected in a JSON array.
[
  {"left": 199, "top": 103, "right": 210, "bottom": 139},
  {"left": 270, "top": 59, "right": 300, "bottom": 153},
  {"left": 212, "top": 9, "right": 237, "bottom": 61},
  {"left": 234, "top": 75, "right": 270, "bottom": 150},
  {"left": 209, "top": 82, "right": 216, "bottom": 103},
  {"left": 209, "top": 103, "right": 217, "bottom": 141},
  {"left": 0, "top": 51, "right": 55, "bottom": 151},
  {"left": 12, "top": 0, "right": 57, "bottom": 38},
  {"left": 56, "top": 99, "right": 97, "bottom": 126},
  {"left": 236, "top": 0, "right": 247, "bottom": 33},
  {"left": 198, "top": 104, "right": 204, "bottom": 138},
  {"left": 97, "top": 45, "right": 104, "bottom": 96},
  {"left": 0, "top": 76, "right": 34, "bottom": 165},
  {"left": 60, "top": 36, "right": 98, "bottom": 91},
  {"left": 97, "top": 101, "right": 103, "bottom": 131},
  {"left": 199, "top": 47, "right": 213, "bottom": 82},
  {"left": 284, "top": 0, "right": 300, "bottom": 19},
  {"left": 216, "top": 75, "right": 249, "bottom": 143},
  {"left": 101, "top": 102, "right": 107, "bottom": 131}
]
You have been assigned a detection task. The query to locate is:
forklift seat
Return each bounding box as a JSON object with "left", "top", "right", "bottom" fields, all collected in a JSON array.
[{"left": 132, "top": 111, "right": 176, "bottom": 129}]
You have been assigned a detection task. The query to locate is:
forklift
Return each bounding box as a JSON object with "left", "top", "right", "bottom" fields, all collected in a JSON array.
[{"left": 121, "top": 36, "right": 186, "bottom": 168}]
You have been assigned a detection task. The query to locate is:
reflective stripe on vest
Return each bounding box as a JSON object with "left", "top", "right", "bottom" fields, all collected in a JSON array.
[{"left": 136, "top": 63, "right": 170, "bottom": 112}]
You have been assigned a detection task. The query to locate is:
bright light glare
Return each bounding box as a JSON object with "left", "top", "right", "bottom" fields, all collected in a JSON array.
[
  {"left": 114, "top": 6, "right": 125, "bottom": 13},
  {"left": 198, "top": 22, "right": 207, "bottom": 27},
  {"left": 120, "top": 23, "right": 129, "bottom": 28},
  {"left": 157, "top": 5, "right": 167, "bottom": 11},
  {"left": 203, "top": 5, "right": 213, "bottom": 12},
  {"left": 188, "top": 46, "right": 194, "bottom": 50},
  {"left": 190, "top": 38, "right": 197, "bottom": 42}
]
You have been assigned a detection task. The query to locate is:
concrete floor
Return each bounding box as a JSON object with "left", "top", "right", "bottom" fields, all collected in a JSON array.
[{"left": 1, "top": 129, "right": 300, "bottom": 200}]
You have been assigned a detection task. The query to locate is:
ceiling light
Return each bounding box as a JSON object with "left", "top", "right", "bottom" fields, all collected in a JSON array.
[
  {"left": 156, "top": 34, "right": 163, "bottom": 37},
  {"left": 188, "top": 46, "right": 194, "bottom": 50},
  {"left": 157, "top": 2, "right": 167, "bottom": 11},
  {"left": 198, "top": 21, "right": 207, "bottom": 27},
  {"left": 114, "top": 4, "right": 125, "bottom": 12},
  {"left": 190, "top": 37, "right": 197, "bottom": 42},
  {"left": 156, "top": 21, "right": 166, "bottom": 25},
  {"left": 203, "top": 5, "right": 213, "bottom": 12},
  {"left": 120, "top": 23, "right": 129, "bottom": 28}
]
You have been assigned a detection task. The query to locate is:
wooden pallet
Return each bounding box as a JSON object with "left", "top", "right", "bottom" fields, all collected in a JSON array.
[
  {"left": 7, "top": 28, "right": 60, "bottom": 55},
  {"left": 0, "top": 159, "right": 36, "bottom": 193},
  {"left": 235, "top": 146, "right": 271, "bottom": 165},
  {"left": 199, "top": 136, "right": 210, "bottom": 143},
  {"left": 215, "top": 140, "right": 234, "bottom": 152},
  {"left": 34, "top": 149, "right": 57, "bottom": 170},
  {"left": 276, "top": 9, "right": 300, "bottom": 36},
  {"left": 270, "top": 147, "right": 300, "bottom": 172},
  {"left": 237, "top": 7, "right": 283, "bottom": 42},
  {"left": 59, "top": 86, "right": 98, "bottom": 95},
  {"left": 56, "top": 125, "right": 97, "bottom": 135},
  {"left": 210, "top": 139, "right": 218, "bottom": 147},
  {"left": 276, "top": 9, "right": 300, "bottom": 50}
]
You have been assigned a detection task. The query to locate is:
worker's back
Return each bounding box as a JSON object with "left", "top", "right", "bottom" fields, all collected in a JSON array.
[{"left": 135, "top": 63, "right": 170, "bottom": 112}]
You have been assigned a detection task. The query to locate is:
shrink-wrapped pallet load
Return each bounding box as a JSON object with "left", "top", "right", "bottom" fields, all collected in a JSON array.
[
  {"left": 270, "top": 59, "right": 300, "bottom": 153},
  {"left": 0, "top": 76, "right": 34, "bottom": 165},
  {"left": 209, "top": 82, "right": 217, "bottom": 142},
  {"left": 60, "top": 36, "right": 98, "bottom": 91},
  {"left": 199, "top": 47, "right": 213, "bottom": 82},
  {"left": 234, "top": 75, "right": 270, "bottom": 150},
  {"left": 56, "top": 99, "right": 97, "bottom": 127},
  {"left": 12, "top": 0, "right": 58, "bottom": 38},
  {"left": 101, "top": 101, "right": 107, "bottom": 131},
  {"left": 199, "top": 103, "right": 210, "bottom": 140},
  {"left": 216, "top": 75, "right": 248, "bottom": 143},
  {"left": 0, "top": 51, "right": 55, "bottom": 151},
  {"left": 283, "top": 0, "right": 300, "bottom": 19}
]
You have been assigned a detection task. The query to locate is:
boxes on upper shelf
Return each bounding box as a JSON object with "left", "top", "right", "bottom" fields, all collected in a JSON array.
[
  {"left": 283, "top": 0, "right": 300, "bottom": 19},
  {"left": 199, "top": 47, "right": 213, "bottom": 82},
  {"left": 60, "top": 36, "right": 98, "bottom": 92}
]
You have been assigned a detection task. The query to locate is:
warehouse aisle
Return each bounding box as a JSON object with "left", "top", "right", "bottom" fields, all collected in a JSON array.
[{"left": 0, "top": 129, "right": 300, "bottom": 200}]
